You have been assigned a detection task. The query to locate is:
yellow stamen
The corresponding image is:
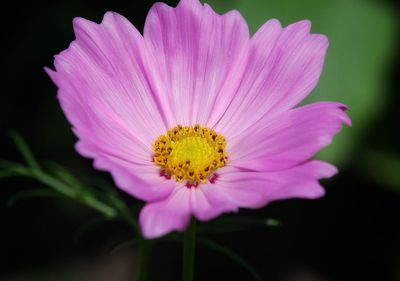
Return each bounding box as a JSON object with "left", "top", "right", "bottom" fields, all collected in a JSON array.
[{"left": 153, "top": 124, "right": 227, "bottom": 184}]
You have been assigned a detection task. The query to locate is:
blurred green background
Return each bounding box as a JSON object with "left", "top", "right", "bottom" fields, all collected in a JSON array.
[
  {"left": 0, "top": 0, "right": 399, "bottom": 280},
  {"left": 207, "top": 0, "right": 399, "bottom": 191}
]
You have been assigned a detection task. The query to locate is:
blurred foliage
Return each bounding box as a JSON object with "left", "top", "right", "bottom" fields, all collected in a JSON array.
[
  {"left": 0, "top": 132, "right": 140, "bottom": 231},
  {"left": 205, "top": 0, "right": 396, "bottom": 167}
]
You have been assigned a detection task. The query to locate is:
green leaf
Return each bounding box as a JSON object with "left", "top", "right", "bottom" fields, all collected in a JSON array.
[
  {"left": 45, "top": 162, "right": 118, "bottom": 218},
  {"left": 1, "top": 135, "right": 131, "bottom": 227},
  {"left": 0, "top": 169, "right": 18, "bottom": 179},
  {"left": 2, "top": 159, "right": 118, "bottom": 219},
  {"left": 205, "top": 0, "right": 396, "bottom": 166},
  {"left": 92, "top": 178, "right": 120, "bottom": 195},
  {"left": 93, "top": 183, "right": 141, "bottom": 232},
  {"left": 31, "top": 169, "right": 76, "bottom": 198},
  {"left": 0, "top": 160, "right": 31, "bottom": 176},
  {"left": 80, "top": 194, "right": 117, "bottom": 219},
  {"left": 9, "top": 131, "right": 41, "bottom": 171},
  {"left": 7, "top": 189, "right": 63, "bottom": 207},
  {"left": 198, "top": 238, "right": 262, "bottom": 281},
  {"left": 46, "top": 161, "right": 85, "bottom": 192}
]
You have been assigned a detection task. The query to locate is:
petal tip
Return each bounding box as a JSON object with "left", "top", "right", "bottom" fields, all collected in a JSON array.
[
  {"left": 178, "top": 0, "right": 203, "bottom": 9},
  {"left": 312, "top": 186, "right": 326, "bottom": 199},
  {"left": 44, "top": 66, "right": 55, "bottom": 77},
  {"left": 44, "top": 66, "right": 60, "bottom": 86},
  {"left": 72, "top": 16, "right": 87, "bottom": 28},
  {"left": 311, "top": 33, "right": 329, "bottom": 46},
  {"left": 139, "top": 200, "right": 191, "bottom": 239},
  {"left": 102, "top": 11, "right": 128, "bottom": 25},
  {"left": 287, "top": 19, "right": 312, "bottom": 32},
  {"left": 267, "top": 18, "right": 282, "bottom": 28},
  {"left": 317, "top": 161, "right": 338, "bottom": 178},
  {"left": 337, "top": 103, "right": 352, "bottom": 126}
]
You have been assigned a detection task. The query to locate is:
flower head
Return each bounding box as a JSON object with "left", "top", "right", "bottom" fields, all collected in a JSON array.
[{"left": 46, "top": 0, "right": 351, "bottom": 239}]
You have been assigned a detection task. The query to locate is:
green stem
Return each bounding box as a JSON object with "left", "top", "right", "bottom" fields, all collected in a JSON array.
[
  {"left": 182, "top": 218, "right": 196, "bottom": 281},
  {"left": 138, "top": 238, "right": 152, "bottom": 281}
]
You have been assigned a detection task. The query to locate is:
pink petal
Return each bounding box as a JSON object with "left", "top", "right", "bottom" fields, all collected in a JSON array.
[
  {"left": 76, "top": 141, "right": 175, "bottom": 202},
  {"left": 229, "top": 102, "right": 351, "bottom": 172},
  {"left": 215, "top": 166, "right": 278, "bottom": 208},
  {"left": 140, "top": 160, "right": 335, "bottom": 238},
  {"left": 191, "top": 184, "right": 239, "bottom": 221},
  {"left": 52, "top": 12, "right": 168, "bottom": 144},
  {"left": 144, "top": 0, "right": 250, "bottom": 127},
  {"left": 139, "top": 182, "right": 238, "bottom": 238},
  {"left": 216, "top": 161, "right": 336, "bottom": 209},
  {"left": 262, "top": 160, "right": 337, "bottom": 201},
  {"left": 215, "top": 20, "right": 329, "bottom": 137},
  {"left": 140, "top": 186, "right": 191, "bottom": 239},
  {"left": 46, "top": 12, "right": 173, "bottom": 201}
]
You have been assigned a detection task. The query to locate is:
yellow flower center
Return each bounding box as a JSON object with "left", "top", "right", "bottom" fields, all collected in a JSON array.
[{"left": 153, "top": 125, "right": 227, "bottom": 186}]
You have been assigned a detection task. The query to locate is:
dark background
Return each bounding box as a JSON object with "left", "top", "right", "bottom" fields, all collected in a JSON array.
[{"left": 1, "top": 0, "right": 399, "bottom": 280}]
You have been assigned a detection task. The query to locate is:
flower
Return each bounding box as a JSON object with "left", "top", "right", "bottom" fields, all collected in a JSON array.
[{"left": 46, "top": 0, "right": 351, "bottom": 239}]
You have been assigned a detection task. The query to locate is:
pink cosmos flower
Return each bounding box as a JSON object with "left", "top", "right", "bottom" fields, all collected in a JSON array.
[{"left": 46, "top": 0, "right": 351, "bottom": 239}]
